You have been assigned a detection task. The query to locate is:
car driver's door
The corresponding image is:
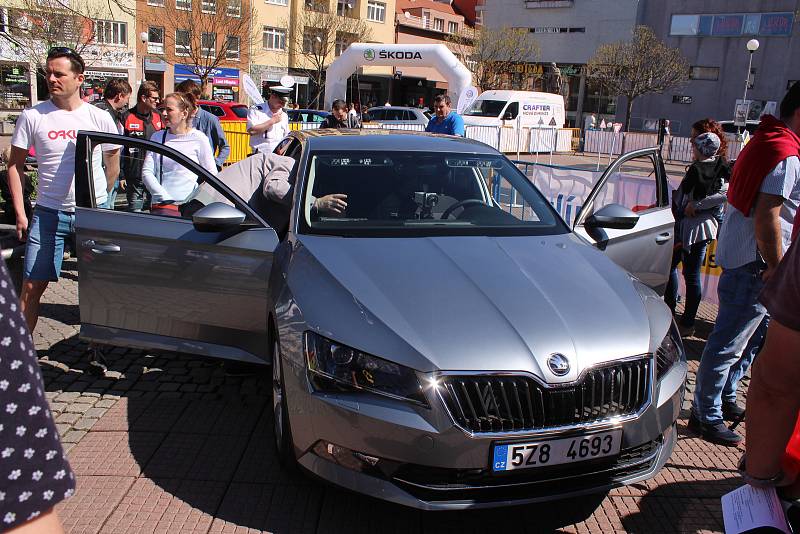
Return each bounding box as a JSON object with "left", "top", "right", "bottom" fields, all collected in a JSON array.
[
  {"left": 573, "top": 147, "right": 674, "bottom": 293},
  {"left": 73, "top": 131, "right": 279, "bottom": 363}
]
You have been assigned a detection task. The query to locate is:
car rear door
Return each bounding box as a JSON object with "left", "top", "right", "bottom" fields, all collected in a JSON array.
[
  {"left": 73, "top": 131, "right": 279, "bottom": 363},
  {"left": 572, "top": 147, "right": 674, "bottom": 293}
]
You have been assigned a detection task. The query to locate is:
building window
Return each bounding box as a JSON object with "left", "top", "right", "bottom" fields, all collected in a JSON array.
[
  {"left": 306, "top": 0, "right": 328, "bottom": 12},
  {"left": 226, "top": 36, "right": 240, "bottom": 60},
  {"left": 175, "top": 28, "right": 190, "bottom": 55},
  {"left": 147, "top": 0, "right": 164, "bottom": 6},
  {"left": 335, "top": 32, "right": 354, "bottom": 56},
  {"left": 670, "top": 12, "right": 794, "bottom": 37},
  {"left": 448, "top": 21, "right": 458, "bottom": 33},
  {"left": 226, "top": 0, "right": 241, "bottom": 16},
  {"left": 94, "top": 20, "right": 127, "bottom": 46},
  {"left": 201, "top": 0, "right": 216, "bottom": 12},
  {"left": 0, "top": 8, "right": 10, "bottom": 34},
  {"left": 201, "top": 32, "right": 216, "bottom": 57},
  {"left": 422, "top": 12, "right": 429, "bottom": 28},
  {"left": 263, "top": 26, "right": 286, "bottom": 50},
  {"left": 529, "top": 26, "right": 585, "bottom": 33},
  {"left": 366, "top": 0, "right": 385, "bottom": 22},
  {"left": 265, "top": 0, "right": 288, "bottom": 5},
  {"left": 176, "top": 0, "right": 191, "bottom": 10},
  {"left": 303, "top": 28, "right": 324, "bottom": 54},
  {"left": 433, "top": 17, "right": 444, "bottom": 31},
  {"left": 147, "top": 26, "right": 165, "bottom": 54},
  {"left": 337, "top": 0, "right": 354, "bottom": 16},
  {"left": 689, "top": 66, "right": 719, "bottom": 81}
]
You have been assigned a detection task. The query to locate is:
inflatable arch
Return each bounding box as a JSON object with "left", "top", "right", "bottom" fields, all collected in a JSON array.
[{"left": 323, "top": 43, "right": 472, "bottom": 110}]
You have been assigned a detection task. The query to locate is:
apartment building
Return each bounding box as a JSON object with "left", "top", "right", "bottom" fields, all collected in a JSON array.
[
  {"left": 482, "top": 0, "right": 638, "bottom": 127},
  {"left": 138, "top": 0, "right": 251, "bottom": 99},
  {"left": 251, "top": 0, "right": 395, "bottom": 107},
  {"left": 393, "top": 0, "right": 470, "bottom": 107},
  {"left": 634, "top": 1, "right": 799, "bottom": 135},
  {"left": 0, "top": 0, "right": 137, "bottom": 108}
]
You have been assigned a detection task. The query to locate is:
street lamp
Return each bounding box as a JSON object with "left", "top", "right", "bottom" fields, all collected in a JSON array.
[{"left": 140, "top": 31, "right": 149, "bottom": 86}]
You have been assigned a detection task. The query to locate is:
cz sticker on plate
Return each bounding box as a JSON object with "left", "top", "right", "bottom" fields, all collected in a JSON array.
[{"left": 492, "top": 429, "right": 622, "bottom": 472}]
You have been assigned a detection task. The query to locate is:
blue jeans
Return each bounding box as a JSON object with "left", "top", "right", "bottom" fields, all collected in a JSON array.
[
  {"left": 722, "top": 314, "right": 769, "bottom": 405},
  {"left": 692, "top": 262, "right": 767, "bottom": 424},
  {"left": 23, "top": 206, "right": 75, "bottom": 281},
  {"left": 664, "top": 240, "right": 709, "bottom": 327}
]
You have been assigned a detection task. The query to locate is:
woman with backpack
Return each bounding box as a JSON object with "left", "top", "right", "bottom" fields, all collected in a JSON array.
[
  {"left": 665, "top": 120, "right": 731, "bottom": 337},
  {"left": 142, "top": 92, "right": 216, "bottom": 217}
]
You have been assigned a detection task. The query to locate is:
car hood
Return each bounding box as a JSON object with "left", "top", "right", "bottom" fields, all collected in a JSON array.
[{"left": 291, "top": 234, "right": 655, "bottom": 383}]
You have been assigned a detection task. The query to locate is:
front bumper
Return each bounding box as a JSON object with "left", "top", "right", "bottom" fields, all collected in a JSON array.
[{"left": 287, "top": 359, "right": 686, "bottom": 510}]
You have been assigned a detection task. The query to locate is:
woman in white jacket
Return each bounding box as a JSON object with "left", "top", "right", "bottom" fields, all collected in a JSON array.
[{"left": 142, "top": 91, "right": 217, "bottom": 216}]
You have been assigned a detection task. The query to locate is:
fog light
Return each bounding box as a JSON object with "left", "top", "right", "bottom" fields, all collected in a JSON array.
[{"left": 313, "top": 440, "right": 381, "bottom": 473}]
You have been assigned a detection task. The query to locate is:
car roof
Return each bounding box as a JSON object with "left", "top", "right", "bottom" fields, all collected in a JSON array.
[
  {"left": 198, "top": 100, "right": 245, "bottom": 107},
  {"left": 370, "top": 106, "right": 422, "bottom": 111},
  {"left": 293, "top": 129, "right": 497, "bottom": 153}
]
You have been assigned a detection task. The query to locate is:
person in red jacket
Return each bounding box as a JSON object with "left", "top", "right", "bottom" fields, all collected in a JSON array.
[{"left": 120, "top": 81, "right": 163, "bottom": 211}]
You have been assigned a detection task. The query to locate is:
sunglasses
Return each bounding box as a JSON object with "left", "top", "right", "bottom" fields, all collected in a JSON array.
[{"left": 47, "top": 47, "right": 85, "bottom": 70}]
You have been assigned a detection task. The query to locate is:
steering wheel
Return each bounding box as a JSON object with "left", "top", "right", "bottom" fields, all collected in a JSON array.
[{"left": 440, "top": 199, "right": 487, "bottom": 220}]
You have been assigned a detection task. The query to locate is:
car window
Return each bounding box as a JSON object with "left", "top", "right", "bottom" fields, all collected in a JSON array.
[
  {"left": 504, "top": 102, "right": 519, "bottom": 120},
  {"left": 299, "top": 151, "right": 568, "bottom": 237},
  {"left": 591, "top": 155, "right": 659, "bottom": 214},
  {"left": 288, "top": 111, "right": 300, "bottom": 122},
  {"left": 312, "top": 113, "right": 326, "bottom": 123},
  {"left": 205, "top": 105, "right": 226, "bottom": 118},
  {"left": 84, "top": 135, "right": 255, "bottom": 222},
  {"left": 366, "top": 109, "right": 383, "bottom": 121},
  {"left": 464, "top": 100, "right": 507, "bottom": 117},
  {"left": 231, "top": 105, "right": 248, "bottom": 119}
]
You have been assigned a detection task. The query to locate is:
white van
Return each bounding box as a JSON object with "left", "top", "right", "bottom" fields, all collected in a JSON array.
[{"left": 462, "top": 90, "right": 566, "bottom": 152}]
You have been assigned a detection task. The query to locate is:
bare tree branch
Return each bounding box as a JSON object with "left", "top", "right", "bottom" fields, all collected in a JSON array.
[
  {"left": 585, "top": 25, "right": 690, "bottom": 131},
  {"left": 447, "top": 26, "right": 539, "bottom": 91},
  {"left": 149, "top": 0, "right": 254, "bottom": 91},
  {"left": 283, "top": 4, "right": 372, "bottom": 109}
]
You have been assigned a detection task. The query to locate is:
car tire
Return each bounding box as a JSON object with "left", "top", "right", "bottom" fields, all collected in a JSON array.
[{"left": 272, "top": 336, "right": 298, "bottom": 470}]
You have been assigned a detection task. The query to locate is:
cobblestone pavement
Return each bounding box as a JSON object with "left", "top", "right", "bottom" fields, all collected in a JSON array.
[{"left": 19, "top": 258, "right": 743, "bottom": 533}]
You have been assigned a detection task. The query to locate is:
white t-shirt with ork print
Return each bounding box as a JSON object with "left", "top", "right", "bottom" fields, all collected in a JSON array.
[{"left": 11, "top": 100, "right": 120, "bottom": 212}]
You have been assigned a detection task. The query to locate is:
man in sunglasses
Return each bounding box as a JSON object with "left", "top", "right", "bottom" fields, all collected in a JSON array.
[
  {"left": 6, "top": 47, "right": 121, "bottom": 332},
  {"left": 119, "top": 80, "right": 164, "bottom": 211}
]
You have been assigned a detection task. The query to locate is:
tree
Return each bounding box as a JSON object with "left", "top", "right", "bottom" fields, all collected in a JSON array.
[
  {"left": 0, "top": 0, "right": 107, "bottom": 70},
  {"left": 148, "top": 0, "right": 254, "bottom": 91},
  {"left": 447, "top": 27, "right": 539, "bottom": 92},
  {"left": 284, "top": 3, "right": 372, "bottom": 109},
  {"left": 585, "top": 26, "right": 690, "bottom": 131}
]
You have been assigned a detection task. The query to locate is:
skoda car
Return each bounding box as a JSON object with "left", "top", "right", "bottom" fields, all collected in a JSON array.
[{"left": 73, "top": 130, "right": 685, "bottom": 510}]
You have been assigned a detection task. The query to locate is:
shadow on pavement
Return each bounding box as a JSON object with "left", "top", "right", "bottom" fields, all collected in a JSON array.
[{"left": 42, "top": 335, "right": 619, "bottom": 532}]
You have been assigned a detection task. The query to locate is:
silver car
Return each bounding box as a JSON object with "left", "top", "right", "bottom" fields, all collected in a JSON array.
[
  {"left": 363, "top": 106, "right": 429, "bottom": 129},
  {"left": 73, "top": 130, "right": 685, "bottom": 510}
]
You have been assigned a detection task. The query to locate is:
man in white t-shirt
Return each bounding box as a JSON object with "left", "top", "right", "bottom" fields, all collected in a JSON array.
[
  {"left": 7, "top": 47, "right": 120, "bottom": 332},
  {"left": 246, "top": 86, "right": 290, "bottom": 155}
]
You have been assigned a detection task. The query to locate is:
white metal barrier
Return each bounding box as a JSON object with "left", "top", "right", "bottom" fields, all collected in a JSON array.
[{"left": 587, "top": 130, "right": 745, "bottom": 162}]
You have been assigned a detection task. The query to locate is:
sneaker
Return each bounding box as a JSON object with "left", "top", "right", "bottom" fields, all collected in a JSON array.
[
  {"left": 722, "top": 401, "right": 746, "bottom": 421},
  {"left": 687, "top": 413, "right": 743, "bottom": 446}
]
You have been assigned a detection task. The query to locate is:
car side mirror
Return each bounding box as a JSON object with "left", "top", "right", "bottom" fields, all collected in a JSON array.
[
  {"left": 192, "top": 202, "right": 246, "bottom": 232},
  {"left": 584, "top": 203, "right": 640, "bottom": 230},
  {"left": 503, "top": 112, "right": 514, "bottom": 120}
]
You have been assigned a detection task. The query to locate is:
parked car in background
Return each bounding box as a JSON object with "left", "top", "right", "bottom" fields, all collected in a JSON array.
[
  {"left": 197, "top": 100, "right": 248, "bottom": 121},
  {"left": 363, "top": 106, "right": 429, "bottom": 129},
  {"left": 73, "top": 129, "right": 684, "bottom": 510},
  {"left": 718, "top": 120, "right": 760, "bottom": 137},
  {"left": 288, "top": 109, "right": 330, "bottom": 124}
]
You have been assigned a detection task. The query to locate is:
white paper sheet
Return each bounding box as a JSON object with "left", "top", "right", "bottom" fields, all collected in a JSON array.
[{"left": 722, "top": 484, "right": 790, "bottom": 534}]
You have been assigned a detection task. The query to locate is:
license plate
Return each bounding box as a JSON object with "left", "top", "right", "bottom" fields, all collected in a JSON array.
[{"left": 492, "top": 430, "right": 622, "bottom": 472}]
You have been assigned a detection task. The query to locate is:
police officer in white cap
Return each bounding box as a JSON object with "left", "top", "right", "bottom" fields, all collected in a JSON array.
[{"left": 247, "top": 85, "right": 291, "bottom": 155}]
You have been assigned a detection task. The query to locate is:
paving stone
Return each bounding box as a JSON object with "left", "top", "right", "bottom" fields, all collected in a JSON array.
[
  {"left": 74, "top": 418, "right": 99, "bottom": 431},
  {"left": 57, "top": 475, "right": 136, "bottom": 534},
  {"left": 94, "top": 399, "right": 116, "bottom": 409},
  {"left": 55, "top": 391, "right": 81, "bottom": 402},
  {"left": 56, "top": 412, "right": 81, "bottom": 425},
  {"left": 210, "top": 483, "right": 325, "bottom": 534},
  {"left": 64, "top": 403, "right": 94, "bottom": 415},
  {"left": 84, "top": 407, "right": 107, "bottom": 419},
  {"left": 48, "top": 401, "right": 68, "bottom": 414},
  {"left": 68, "top": 431, "right": 164, "bottom": 477},
  {"left": 158, "top": 382, "right": 180, "bottom": 392},
  {"left": 62, "top": 430, "right": 87, "bottom": 443}
]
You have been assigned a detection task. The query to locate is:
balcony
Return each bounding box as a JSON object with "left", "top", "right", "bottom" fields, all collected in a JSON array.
[
  {"left": 397, "top": 13, "right": 474, "bottom": 38},
  {"left": 524, "top": 0, "right": 574, "bottom": 7}
]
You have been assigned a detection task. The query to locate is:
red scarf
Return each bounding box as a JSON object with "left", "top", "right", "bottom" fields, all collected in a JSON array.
[{"left": 728, "top": 115, "right": 800, "bottom": 216}]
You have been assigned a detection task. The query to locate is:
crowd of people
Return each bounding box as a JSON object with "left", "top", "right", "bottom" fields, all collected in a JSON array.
[{"left": 3, "top": 45, "right": 800, "bottom": 530}]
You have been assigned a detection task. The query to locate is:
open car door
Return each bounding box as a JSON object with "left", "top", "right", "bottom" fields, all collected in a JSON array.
[
  {"left": 573, "top": 147, "right": 674, "bottom": 294},
  {"left": 73, "top": 131, "right": 278, "bottom": 364}
]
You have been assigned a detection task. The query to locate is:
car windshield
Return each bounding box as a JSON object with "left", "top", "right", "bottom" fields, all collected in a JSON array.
[
  {"left": 300, "top": 151, "right": 569, "bottom": 237},
  {"left": 463, "top": 100, "right": 507, "bottom": 117}
]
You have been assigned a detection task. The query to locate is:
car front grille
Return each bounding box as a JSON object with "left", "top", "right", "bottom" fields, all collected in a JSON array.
[{"left": 437, "top": 358, "right": 651, "bottom": 434}]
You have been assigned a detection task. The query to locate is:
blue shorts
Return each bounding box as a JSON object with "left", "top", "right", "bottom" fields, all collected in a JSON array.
[{"left": 23, "top": 206, "right": 75, "bottom": 281}]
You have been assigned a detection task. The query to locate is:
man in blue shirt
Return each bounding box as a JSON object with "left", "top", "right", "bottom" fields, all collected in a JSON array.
[{"left": 425, "top": 94, "right": 465, "bottom": 136}]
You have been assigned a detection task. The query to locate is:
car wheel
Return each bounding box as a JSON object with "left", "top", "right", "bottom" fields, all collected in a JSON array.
[{"left": 272, "top": 337, "right": 297, "bottom": 469}]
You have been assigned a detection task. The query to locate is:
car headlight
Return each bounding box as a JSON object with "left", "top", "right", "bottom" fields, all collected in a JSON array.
[
  {"left": 656, "top": 322, "right": 684, "bottom": 380},
  {"left": 304, "top": 331, "right": 428, "bottom": 407}
]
